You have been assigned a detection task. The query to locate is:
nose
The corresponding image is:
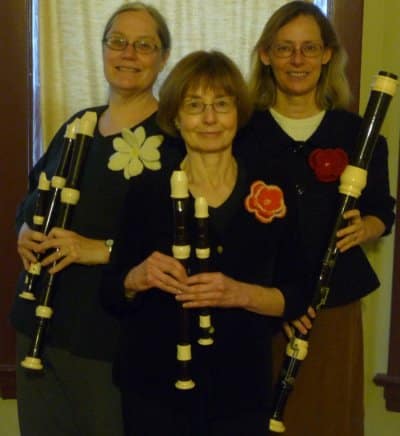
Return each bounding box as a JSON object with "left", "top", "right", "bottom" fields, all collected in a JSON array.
[
  {"left": 290, "top": 48, "right": 305, "bottom": 64},
  {"left": 121, "top": 43, "right": 138, "bottom": 58},
  {"left": 202, "top": 104, "right": 217, "bottom": 122}
]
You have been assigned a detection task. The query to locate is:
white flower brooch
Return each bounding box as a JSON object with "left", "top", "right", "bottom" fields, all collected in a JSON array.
[{"left": 107, "top": 126, "right": 164, "bottom": 179}]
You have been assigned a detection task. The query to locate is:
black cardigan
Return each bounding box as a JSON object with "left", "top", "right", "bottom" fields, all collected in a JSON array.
[
  {"left": 100, "top": 157, "right": 311, "bottom": 417},
  {"left": 236, "top": 109, "right": 395, "bottom": 307},
  {"left": 10, "top": 106, "right": 182, "bottom": 361}
]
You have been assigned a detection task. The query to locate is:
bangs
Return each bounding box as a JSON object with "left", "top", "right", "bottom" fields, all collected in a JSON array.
[{"left": 183, "top": 71, "right": 238, "bottom": 98}]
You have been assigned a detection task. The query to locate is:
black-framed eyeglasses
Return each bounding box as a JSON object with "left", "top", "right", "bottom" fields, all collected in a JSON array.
[
  {"left": 181, "top": 97, "right": 236, "bottom": 115},
  {"left": 103, "top": 35, "right": 160, "bottom": 54},
  {"left": 270, "top": 42, "right": 325, "bottom": 58}
]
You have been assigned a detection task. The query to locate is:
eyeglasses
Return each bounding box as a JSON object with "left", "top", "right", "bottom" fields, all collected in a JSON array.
[
  {"left": 181, "top": 97, "right": 236, "bottom": 115},
  {"left": 270, "top": 42, "right": 324, "bottom": 58},
  {"left": 103, "top": 35, "right": 160, "bottom": 54}
]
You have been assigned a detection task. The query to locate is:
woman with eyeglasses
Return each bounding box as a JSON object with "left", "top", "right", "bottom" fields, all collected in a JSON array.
[
  {"left": 100, "top": 50, "right": 310, "bottom": 436},
  {"left": 237, "top": 2, "right": 395, "bottom": 436},
  {"left": 10, "top": 3, "right": 177, "bottom": 436}
]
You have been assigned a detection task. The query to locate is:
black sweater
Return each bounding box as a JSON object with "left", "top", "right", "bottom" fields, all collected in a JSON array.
[{"left": 236, "top": 109, "right": 395, "bottom": 307}]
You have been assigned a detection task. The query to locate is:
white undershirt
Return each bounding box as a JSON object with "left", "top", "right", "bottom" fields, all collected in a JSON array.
[{"left": 270, "top": 108, "right": 326, "bottom": 141}]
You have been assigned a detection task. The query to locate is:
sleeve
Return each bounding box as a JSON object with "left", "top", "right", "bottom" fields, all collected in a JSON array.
[
  {"left": 99, "top": 176, "right": 150, "bottom": 319},
  {"left": 358, "top": 135, "right": 395, "bottom": 235},
  {"left": 273, "top": 186, "right": 313, "bottom": 320}
]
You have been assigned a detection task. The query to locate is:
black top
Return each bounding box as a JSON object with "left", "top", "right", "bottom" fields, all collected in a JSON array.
[
  {"left": 100, "top": 155, "right": 311, "bottom": 417},
  {"left": 236, "top": 109, "right": 395, "bottom": 307},
  {"left": 11, "top": 106, "right": 183, "bottom": 361}
]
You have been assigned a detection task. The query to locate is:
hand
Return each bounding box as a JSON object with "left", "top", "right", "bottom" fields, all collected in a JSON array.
[
  {"left": 176, "top": 272, "right": 246, "bottom": 309},
  {"left": 335, "top": 209, "right": 366, "bottom": 252},
  {"left": 39, "top": 227, "right": 109, "bottom": 274},
  {"left": 283, "top": 306, "right": 316, "bottom": 338},
  {"left": 124, "top": 251, "right": 188, "bottom": 296},
  {"left": 17, "top": 223, "right": 47, "bottom": 270}
]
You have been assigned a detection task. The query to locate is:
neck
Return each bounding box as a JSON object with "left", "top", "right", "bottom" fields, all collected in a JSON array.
[
  {"left": 181, "top": 149, "right": 237, "bottom": 208},
  {"left": 274, "top": 90, "right": 322, "bottom": 118},
  {"left": 99, "top": 91, "right": 158, "bottom": 136}
]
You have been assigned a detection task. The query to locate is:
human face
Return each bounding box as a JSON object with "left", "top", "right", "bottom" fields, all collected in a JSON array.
[
  {"left": 260, "top": 15, "right": 332, "bottom": 101},
  {"left": 176, "top": 88, "right": 238, "bottom": 154},
  {"left": 103, "top": 10, "right": 168, "bottom": 96}
]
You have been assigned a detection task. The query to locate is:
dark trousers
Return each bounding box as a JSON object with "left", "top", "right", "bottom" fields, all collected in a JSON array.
[
  {"left": 16, "top": 332, "right": 124, "bottom": 436},
  {"left": 121, "top": 389, "right": 268, "bottom": 436}
]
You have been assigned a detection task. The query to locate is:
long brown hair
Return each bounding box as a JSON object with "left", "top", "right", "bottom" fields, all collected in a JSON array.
[{"left": 248, "top": 1, "right": 351, "bottom": 110}]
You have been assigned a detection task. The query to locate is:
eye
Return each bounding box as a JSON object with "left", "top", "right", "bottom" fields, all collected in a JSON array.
[
  {"left": 214, "top": 98, "right": 232, "bottom": 111},
  {"left": 275, "top": 44, "right": 293, "bottom": 55},
  {"left": 303, "top": 43, "right": 322, "bottom": 56},
  {"left": 186, "top": 101, "right": 203, "bottom": 110},
  {"left": 135, "top": 39, "right": 155, "bottom": 53},
  {"left": 106, "top": 36, "right": 127, "bottom": 50}
]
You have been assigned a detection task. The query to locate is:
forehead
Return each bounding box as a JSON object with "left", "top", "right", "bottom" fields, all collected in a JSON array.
[
  {"left": 184, "top": 85, "right": 230, "bottom": 98},
  {"left": 275, "top": 15, "right": 322, "bottom": 42},
  {"left": 109, "top": 10, "right": 159, "bottom": 38}
]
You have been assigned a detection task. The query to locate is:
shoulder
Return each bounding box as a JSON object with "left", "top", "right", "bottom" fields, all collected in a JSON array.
[
  {"left": 319, "top": 109, "right": 362, "bottom": 136},
  {"left": 65, "top": 105, "right": 107, "bottom": 124}
]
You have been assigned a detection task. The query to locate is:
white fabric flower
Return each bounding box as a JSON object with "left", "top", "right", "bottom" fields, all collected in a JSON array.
[{"left": 108, "top": 127, "right": 163, "bottom": 179}]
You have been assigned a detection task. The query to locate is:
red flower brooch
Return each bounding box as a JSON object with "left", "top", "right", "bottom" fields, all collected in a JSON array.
[
  {"left": 245, "top": 181, "right": 287, "bottom": 223},
  {"left": 308, "top": 148, "right": 349, "bottom": 182}
]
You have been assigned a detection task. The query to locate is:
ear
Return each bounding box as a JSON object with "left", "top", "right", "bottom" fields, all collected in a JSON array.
[
  {"left": 259, "top": 47, "right": 271, "bottom": 66},
  {"left": 174, "top": 118, "right": 180, "bottom": 130},
  {"left": 322, "top": 47, "right": 332, "bottom": 65}
]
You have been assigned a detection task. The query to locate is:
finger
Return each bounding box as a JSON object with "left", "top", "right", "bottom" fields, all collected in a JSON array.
[
  {"left": 18, "top": 247, "right": 39, "bottom": 264},
  {"left": 47, "top": 227, "right": 71, "bottom": 238},
  {"left": 336, "top": 223, "right": 358, "bottom": 239},
  {"left": 180, "top": 296, "right": 220, "bottom": 308},
  {"left": 177, "top": 288, "right": 229, "bottom": 308},
  {"left": 307, "top": 306, "right": 317, "bottom": 318},
  {"left": 23, "top": 230, "right": 47, "bottom": 244},
  {"left": 299, "top": 315, "right": 313, "bottom": 329},
  {"left": 336, "top": 232, "right": 358, "bottom": 252},
  {"left": 342, "top": 209, "right": 360, "bottom": 220},
  {"left": 48, "top": 257, "right": 72, "bottom": 274},
  {"left": 22, "top": 258, "right": 30, "bottom": 271},
  {"left": 41, "top": 248, "right": 67, "bottom": 267},
  {"left": 152, "top": 252, "right": 188, "bottom": 282},
  {"left": 291, "top": 319, "right": 308, "bottom": 335},
  {"left": 38, "top": 239, "right": 62, "bottom": 253},
  {"left": 283, "top": 322, "right": 294, "bottom": 339},
  {"left": 149, "top": 268, "right": 187, "bottom": 295},
  {"left": 186, "top": 272, "right": 213, "bottom": 286}
]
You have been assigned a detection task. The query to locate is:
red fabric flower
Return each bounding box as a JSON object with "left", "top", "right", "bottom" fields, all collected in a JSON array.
[
  {"left": 308, "top": 148, "right": 349, "bottom": 182},
  {"left": 245, "top": 181, "right": 287, "bottom": 223}
]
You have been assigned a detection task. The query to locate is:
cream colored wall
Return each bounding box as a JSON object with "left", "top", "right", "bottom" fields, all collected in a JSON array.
[
  {"left": 0, "top": 398, "right": 19, "bottom": 435},
  {"left": 361, "top": 0, "right": 400, "bottom": 435}
]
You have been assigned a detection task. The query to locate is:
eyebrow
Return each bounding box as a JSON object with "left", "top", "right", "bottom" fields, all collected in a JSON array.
[
  {"left": 275, "top": 39, "right": 322, "bottom": 44},
  {"left": 108, "top": 32, "right": 157, "bottom": 41},
  {"left": 184, "top": 93, "right": 230, "bottom": 99}
]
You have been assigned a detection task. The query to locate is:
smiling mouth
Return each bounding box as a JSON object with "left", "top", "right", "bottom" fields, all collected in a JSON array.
[
  {"left": 117, "top": 66, "right": 141, "bottom": 73},
  {"left": 200, "top": 131, "right": 221, "bottom": 135},
  {"left": 287, "top": 72, "right": 308, "bottom": 77}
]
